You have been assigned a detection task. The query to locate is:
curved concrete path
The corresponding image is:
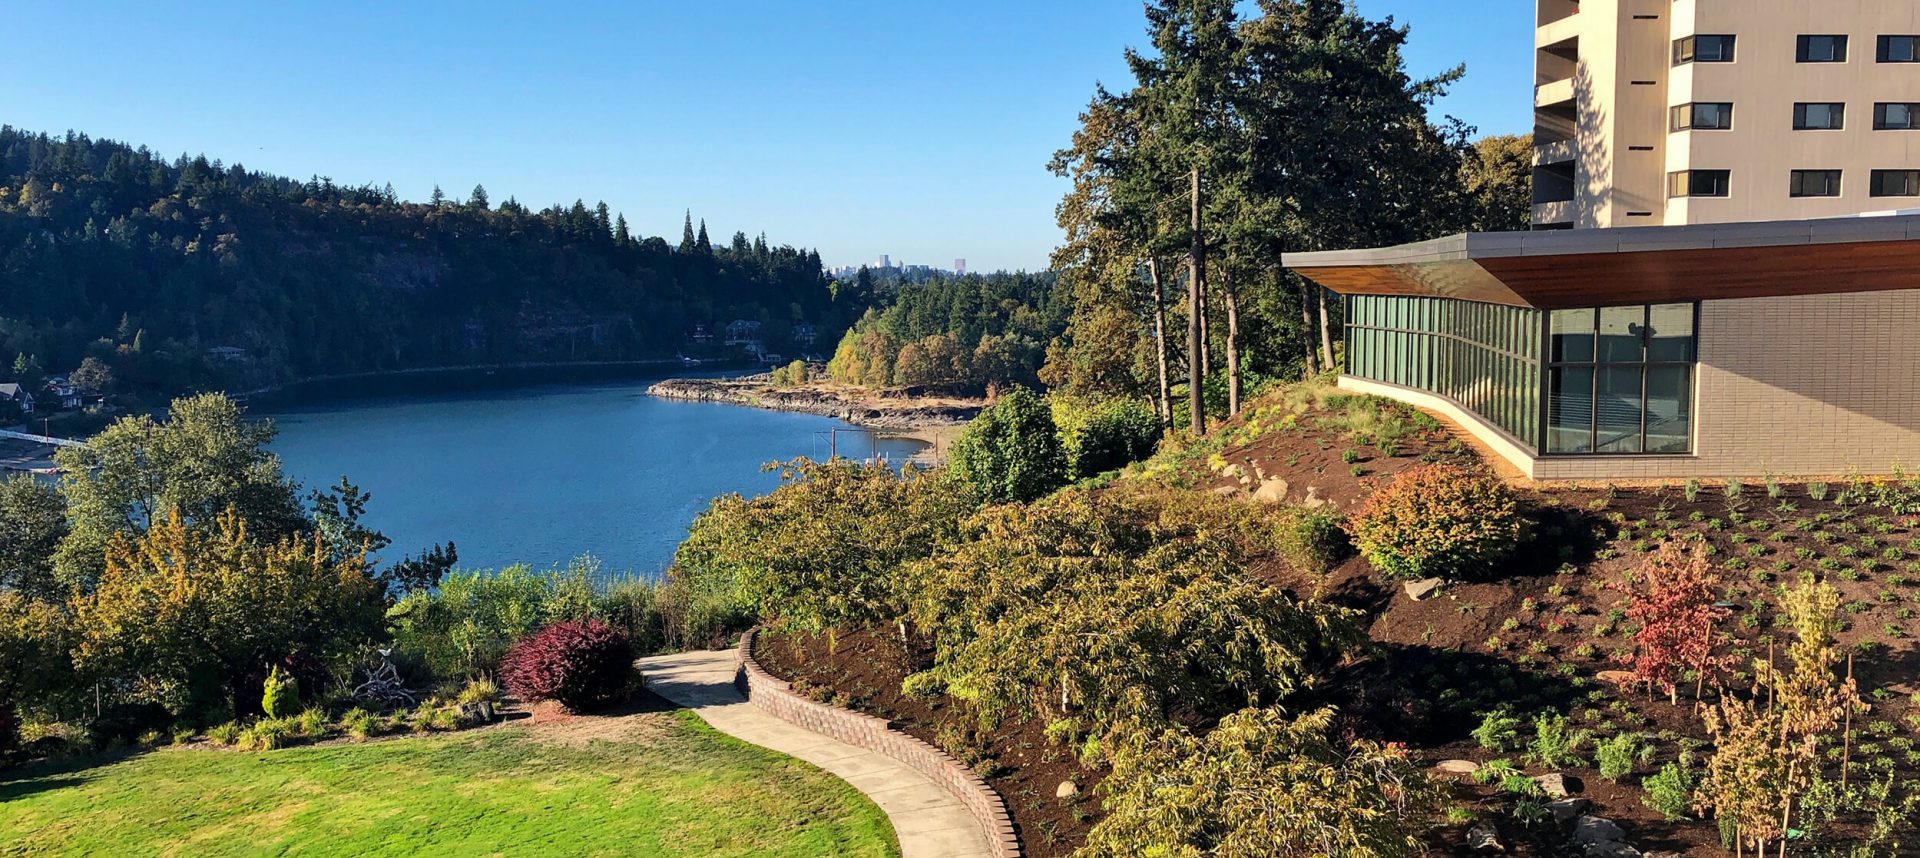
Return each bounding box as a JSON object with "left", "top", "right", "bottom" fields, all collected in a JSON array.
[{"left": 637, "top": 648, "right": 993, "bottom": 858}]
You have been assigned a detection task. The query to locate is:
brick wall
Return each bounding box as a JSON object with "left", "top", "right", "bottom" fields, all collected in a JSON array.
[
  {"left": 734, "top": 629, "right": 1021, "bottom": 857},
  {"left": 1537, "top": 290, "right": 1920, "bottom": 479}
]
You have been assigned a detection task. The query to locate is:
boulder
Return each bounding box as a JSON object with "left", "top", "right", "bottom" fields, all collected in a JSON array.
[
  {"left": 1466, "top": 822, "right": 1505, "bottom": 853},
  {"left": 1055, "top": 780, "right": 1079, "bottom": 799},
  {"left": 1584, "top": 843, "right": 1641, "bottom": 858},
  {"left": 1219, "top": 463, "right": 1244, "bottom": 481},
  {"left": 1301, "top": 486, "right": 1333, "bottom": 508},
  {"left": 1253, "top": 478, "right": 1291, "bottom": 504},
  {"left": 1434, "top": 759, "right": 1480, "bottom": 775},
  {"left": 1572, "top": 815, "right": 1626, "bottom": 846},
  {"left": 1549, "top": 797, "right": 1591, "bottom": 823},
  {"left": 1404, "top": 578, "right": 1446, "bottom": 601},
  {"left": 1534, "top": 773, "right": 1582, "bottom": 798}
]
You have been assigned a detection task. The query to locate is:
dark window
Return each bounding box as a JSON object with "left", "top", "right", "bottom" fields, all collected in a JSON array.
[
  {"left": 1793, "top": 102, "right": 1846, "bottom": 130},
  {"left": 1875, "top": 103, "right": 1920, "bottom": 130},
  {"left": 1546, "top": 304, "right": 1696, "bottom": 456},
  {"left": 1871, "top": 169, "right": 1920, "bottom": 197},
  {"left": 1798, "top": 35, "right": 1849, "bottom": 63},
  {"left": 1671, "top": 102, "right": 1734, "bottom": 130},
  {"left": 1790, "top": 170, "right": 1843, "bottom": 198},
  {"left": 1879, "top": 35, "right": 1920, "bottom": 62},
  {"left": 1675, "top": 34, "right": 1736, "bottom": 64},
  {"left": 1669, "top": 169, "right": 1731, "bottom": 198}
]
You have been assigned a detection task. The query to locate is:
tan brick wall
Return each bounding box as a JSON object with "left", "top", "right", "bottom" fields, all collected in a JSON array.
[{"left": 1348, "top": 290, "right": 1920, "bottom": 481}]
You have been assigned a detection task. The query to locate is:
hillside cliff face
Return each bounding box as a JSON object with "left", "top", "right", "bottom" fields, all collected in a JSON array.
[{"left": 0, "top": 127, "right": 858, "bottom": 394}]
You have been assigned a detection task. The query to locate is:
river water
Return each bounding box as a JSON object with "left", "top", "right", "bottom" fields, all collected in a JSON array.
[{"left": 265, "top": 374, "right": 924, "bottom": 576}]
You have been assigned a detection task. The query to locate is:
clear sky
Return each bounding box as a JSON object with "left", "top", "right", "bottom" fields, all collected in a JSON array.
[{"left": 0, "top": 1, "right": 1533, "bottom": 272}]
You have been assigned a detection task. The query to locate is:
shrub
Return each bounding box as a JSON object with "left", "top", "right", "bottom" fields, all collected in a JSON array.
[
  {"left": 900, "top": 672, "right": 945, "bottom": 699},
  {"left": 206, "top": 721, "right": 243, "bottom": 747},
  {"left": 340, "top": 707, "right": 377, "bottom": 740},
  {"left": 1525, "top": 712, "right": 1590, "bottom": 769},
  {"left": 1612, "top": 541, "right": 1729, "bottom": 704},
  {"left": 1471, "top": 707, "right": 1524, "bottom": 752},
  {"left": 948, "top": 386, "right": 1068, "bottom": 504},
  {"left": 294, "top": 707, "right": 328, "bottom": 739},
  {"left": 1348, "top": 465, "right": 1527, "bottom": 580},
  {"left": 1643, "top": 757, "right": 1698, "bottom": 821},
  {"left": 1275, "top": 507, "right": 1351, "bottom": 575},
  {"left": 1596, "top": 732, "right": 1653, "bottom": 782},
  {"left": 1082, "top": 707, "right": 1440, "bottom": 858},
  {"left": 390, "top": 563, "right": 565, "bottom": 681},
  {"left": 500, "top": 619, "right": 636, "bottom": 712},
  {"left": 457, "top": 678, "right": 501, "bottom": 706},
  {"left": 1053, "top": 396, "right": 1160, "bottom": 480},
  {"left": 261, "top": 666, "right": 299, "bottom": 718},
  {"left": 239, "top": 717, "right": 294, "bottom": 751}
]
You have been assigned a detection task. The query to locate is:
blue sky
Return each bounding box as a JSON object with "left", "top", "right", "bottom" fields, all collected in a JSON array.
[{"left": 0, "top": 1, "right": 1533, "bottom": 272}]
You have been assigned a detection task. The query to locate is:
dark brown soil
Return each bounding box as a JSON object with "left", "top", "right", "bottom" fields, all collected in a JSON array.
[{"left": 754, "top": 628, "right": 1102, "bottom": 858}]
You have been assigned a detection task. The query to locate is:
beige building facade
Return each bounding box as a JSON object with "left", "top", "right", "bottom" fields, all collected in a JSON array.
[{"left": 1535, "top": 0, "right": 1920, "bottom": 229}]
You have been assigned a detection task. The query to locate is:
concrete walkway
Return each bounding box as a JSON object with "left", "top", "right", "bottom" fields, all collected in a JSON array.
[{"left": 637, "top": 649, "right": 993, "bottom": 858}]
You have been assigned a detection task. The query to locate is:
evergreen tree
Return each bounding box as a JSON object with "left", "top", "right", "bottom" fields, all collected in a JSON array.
[
  {"left": 429, "top": 184, "right": 446, "bottom": 207},
  {"left": 680, "top": 211, "right": 697, "bottom": 252},
  {"left": 696, "top": 219, "right": 712, "bottom": 255},
  {"left": 614, "top": 213, "right": 631, "bottom": 245},
  {"left": 467, "top": 184, "right": 489, "bottom": 210}
]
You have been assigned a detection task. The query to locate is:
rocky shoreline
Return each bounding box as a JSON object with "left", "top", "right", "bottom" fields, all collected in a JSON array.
[{"left": 646, "top": 377, "right": 981, "bottom": 429}]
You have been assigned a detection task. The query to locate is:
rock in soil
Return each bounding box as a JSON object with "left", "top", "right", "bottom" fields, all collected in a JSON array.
[
  {"left": 1403, "top": 578, "right": 1445, "bottom": 601},
  {"left": 1055, "top": 780, "right": 1079, "bottom": 799},
  {"left": 1253, "top": 477, "right": 1290, "bottom": 504},
  {"left": 1434, "top": 759, "right": 1480, "bottom": 775},
  {"left": 1573, "top": 815, "right": 1626, "bottom": 846},
  {"left": 1549, "top": 797, "right": 1591, "bottom": 823},
  {"left": 1534, "top": 772, "right": 1582, "bottom": 798},
  {"left": 1466, "top": 821, "right": 1505, "bottom": 853},
  {"left": 1584, "top": 842, "right": 1641, "bottom": 858}
]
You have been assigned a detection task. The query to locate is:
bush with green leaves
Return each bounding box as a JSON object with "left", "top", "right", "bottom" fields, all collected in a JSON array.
[
  {"left": 1082, "top": 707, "right": 1440, "bottom": 858},
  {"left": 909, "top": 486, "right": 1361, "bottom": 739},
  {"left": 1595, "top": 731, "right": 1653, "bottom": 782},
  {"left": 1471, "top": 707, "right": 1524, "bottom": 752},
  {"left": 1524, "top": 712, "right": 1590, "bottom": 769},
  {"left": 947, "top": 386, "right": 1068, "bottom": 503},
  {"left": 673, "top": 458, "right": 974, "bottom": 639},
  {"left": 260, "top": 666, "right": 299, "bottom": 718},
  {"left": 1275, "top": 507, "right": 1351, "bottom": 575},
  {"left": 391, "top": 565, "right": 557, "bottom": 680},
  {"left": 1348, "top": 465, "right": 1528, "bottom": 580},
  {"left": 1052, "top": 395, "right": 1160, "bottom": 480},
  {"left": 1643, "top": 757, "right": 1699, "bottom": 821}
]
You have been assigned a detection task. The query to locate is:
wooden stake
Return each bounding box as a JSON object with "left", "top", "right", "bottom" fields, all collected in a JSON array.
[
  {"left": 1842, "top": 653, "right": 1855, "bottom": 789},
  {"left": 1695, "top": 617, "right": 1714, "bottom": 702}
]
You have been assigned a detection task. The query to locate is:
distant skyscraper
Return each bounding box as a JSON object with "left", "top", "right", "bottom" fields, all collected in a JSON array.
[
  {"left": 876, "top": 254, "right": 892, "bottom": 269},
  {"left": 954, "top": 258, "right": 967, "bottom": 276}
]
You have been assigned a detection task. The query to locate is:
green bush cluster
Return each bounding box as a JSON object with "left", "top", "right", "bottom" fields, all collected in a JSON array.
[
  {"left": 261, "top": 667, "right": 299, "bottom": 718},
  {"left": 1052, "top": 396, "right": 1161, "bottom": 480},
  {"left": 1349, "top": 464, "right": 1529, "bottom": 580},
  {"left": 947, "top": 387, "right": 1069, "bottom": 504}
]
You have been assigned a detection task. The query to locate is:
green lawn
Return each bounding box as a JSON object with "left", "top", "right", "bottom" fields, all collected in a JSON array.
[{"left": 0, "top": 708, "right": 899, "bottom": 858}]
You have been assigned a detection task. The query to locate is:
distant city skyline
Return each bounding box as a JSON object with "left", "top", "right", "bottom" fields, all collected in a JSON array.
[{"left": 0, "top": 2, "right": 1532, "bottom": 271}]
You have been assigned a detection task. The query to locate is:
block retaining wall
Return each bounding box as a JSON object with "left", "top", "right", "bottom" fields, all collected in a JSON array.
[{"left": 734, "top": 628, "right": 1021, "bottom": 857}]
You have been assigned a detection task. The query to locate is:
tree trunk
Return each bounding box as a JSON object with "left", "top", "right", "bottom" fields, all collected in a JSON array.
[
  {"left": 1188, "top": 165, "right": 1208, "bottom": 435},
  {"left": 1317, "top": 285, "right": 1336, "bottom": 373},
  {"left": 1197, "top": 263, "right": 1212, "bottom": 378},
  {"left": 1224, "top": 269, "right": 1241, "bottom": 416},
  {"left": 1148, "top": 257, "right": 1174, "bottom": 431},
  {"left": 1297, "top": 275, "right": 1320, "bottom": 377}
]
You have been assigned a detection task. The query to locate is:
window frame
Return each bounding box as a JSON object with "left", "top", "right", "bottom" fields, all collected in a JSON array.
[
  {"left": 1542, "top": 304, "right": 1700, "bottom": 457},
  {"left": 1669, "top": 169, "right": 1732, "bottom": 198},
  {"left": 1674, "top": 34, "right": 1736, "bottom": 64},
  {"left": 1870, "top": 169, "right": 1920, "bottom": 198},
  {"left": 1793, "top": 102, "right": 1846, "bottom": 130},
  {"left": 1671, "top": 102, "right": 1734, "bottom": 131},
  {"left": 1879, "top": 35, "right": 1920, "bottom": 63},
  {"left": 1874, "top": 102, "right": 1920, "bottom": 130},
  {"left": 1789, "top": 169, "right": 1843, "bottom": 198},
  {"left": 1797, "top": 34, "right": 1850, "bottom": 63}
]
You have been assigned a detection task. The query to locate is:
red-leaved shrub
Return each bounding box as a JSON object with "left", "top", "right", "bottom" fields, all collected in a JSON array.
[{"left": 500, "top": 619, "right": 636, "bottom": 712}]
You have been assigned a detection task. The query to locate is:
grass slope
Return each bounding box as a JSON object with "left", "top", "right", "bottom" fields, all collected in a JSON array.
[{"left": 0, "top": 709, "right": 899, "bottom": 858}]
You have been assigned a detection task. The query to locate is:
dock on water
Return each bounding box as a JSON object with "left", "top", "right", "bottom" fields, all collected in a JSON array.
[{"left": 0, "top": 429, "right": 79, "bottom": 475}]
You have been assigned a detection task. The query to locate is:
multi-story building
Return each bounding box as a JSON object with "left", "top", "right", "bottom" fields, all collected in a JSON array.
[{"left": 1533, "top": 0, "right": 1920, "bottom": 229}]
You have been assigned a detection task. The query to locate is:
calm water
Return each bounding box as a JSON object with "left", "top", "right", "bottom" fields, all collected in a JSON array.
[{"left": 266, "top": 377, "right": 924, "bottom": 575}]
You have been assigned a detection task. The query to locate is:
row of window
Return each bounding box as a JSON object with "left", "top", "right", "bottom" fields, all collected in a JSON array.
[
  {"left": 1671, "top": 102, "right": 1920, "bottom": 132},
  {"left": 1675, "top": 34, "right": 1920, "bottom": 65},
  {"left": 1669, "top": 169, "right": 1920, "bottom": 198},
  {"left": 1344, "top": 297, "right": 1700, "bottom": 456}
]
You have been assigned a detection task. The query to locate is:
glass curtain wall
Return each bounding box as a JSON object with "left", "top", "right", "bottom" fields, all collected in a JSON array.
[
  {"left": 1345, "top": 295, "right": 1542, "bottom": 446},
  {"left": 1347, "top": 295, "right": 1697, "bottom": 456}
]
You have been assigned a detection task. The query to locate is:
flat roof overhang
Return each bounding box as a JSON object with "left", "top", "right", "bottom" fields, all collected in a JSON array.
[{"left": 1283, "top": 215, "right": 1920, "bottom": 310}]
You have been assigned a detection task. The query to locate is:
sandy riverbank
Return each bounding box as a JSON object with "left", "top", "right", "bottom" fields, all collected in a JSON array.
[{"left": 647, "top": 378, "right": 979, "bottom": 464}]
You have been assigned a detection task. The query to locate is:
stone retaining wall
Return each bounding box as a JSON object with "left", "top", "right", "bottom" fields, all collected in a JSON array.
[{"left": 735, "top": 628, "right": 1021, "bottom": 857}]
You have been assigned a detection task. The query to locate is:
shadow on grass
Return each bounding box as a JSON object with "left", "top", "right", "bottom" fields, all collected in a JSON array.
[{"left": 0, "top": 745, "right": 151, "bottom": 801}]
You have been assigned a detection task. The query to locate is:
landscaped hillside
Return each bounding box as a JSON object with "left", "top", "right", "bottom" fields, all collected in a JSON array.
[
  {"left": 0, "top": 126, "right": 856, "bottom": 397},
  {"left": 665, "top": 376, "right": 1920, "bottom": 857}
]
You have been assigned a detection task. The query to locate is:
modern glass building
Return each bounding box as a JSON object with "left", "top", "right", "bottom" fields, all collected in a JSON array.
[{"left": 1290, "top": 216, "right": 1920, "bottom": 480}]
